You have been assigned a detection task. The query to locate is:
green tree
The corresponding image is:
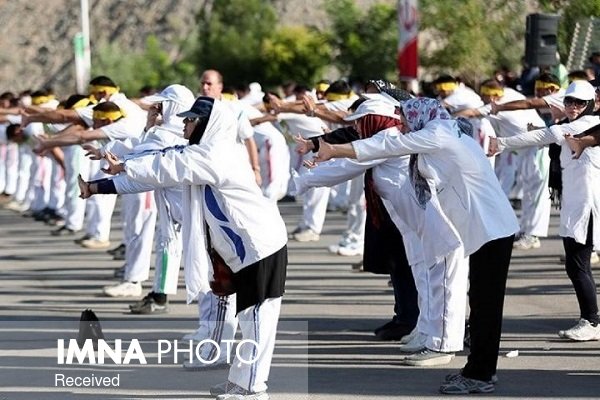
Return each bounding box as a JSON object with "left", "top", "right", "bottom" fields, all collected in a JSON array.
[
  {"left": 91, "top": 36, "right": 196, "bottom": 96},
  {"left": 325, "top": 0, "right": 398, "bottom": 82},
  {"left": 194, "top": 0, "right": 278, "bottom": 85},
  {"left": 419, "top": 0, "right": 526, "bottom": 81},
  {"left": 261, "top": 25, "right": 332, "bottom": 85}
]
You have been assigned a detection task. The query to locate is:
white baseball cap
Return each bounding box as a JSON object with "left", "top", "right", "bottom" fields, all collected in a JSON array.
[
  {"left": 145, "top": 84, "right": 195, "bottom": 106},
  {"left": 564, "top": 80, "right": 596, "bottom": 101},
  {"left": 343, "top": 98, "right": 402, "bottom": 121}
]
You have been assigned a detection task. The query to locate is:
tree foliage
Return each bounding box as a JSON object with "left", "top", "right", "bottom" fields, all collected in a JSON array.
[
  {"left": 194, "top": 0, "right": 278, "bottom": 86},
  {"left": 325, "top": 0, "right": 398, "bottom": 82},
  {"left": 261, "top": 26, "right": 332, "bottom": 86},
  {"left": 419, "top": 0, "right": 526, "bottom": 81},
  {"left": 91, "top": 36, "right": 196, "bottom": 96}
]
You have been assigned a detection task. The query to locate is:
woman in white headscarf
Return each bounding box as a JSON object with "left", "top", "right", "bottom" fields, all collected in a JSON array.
[
  {"left": 81, "top": 84, "right": 195, "bottom": 313},
  {"left": 83, "top": 96, "right": 288, "bottom": 400},
  {"left": 315, "top": 97, "right": 519, "bottom": 395},
  {"left": 491, "top": 80, "right": 600, "bottom": 342}
]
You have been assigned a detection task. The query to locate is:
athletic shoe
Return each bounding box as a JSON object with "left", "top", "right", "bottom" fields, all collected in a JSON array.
[
  {"left": 513, "top": 235, "right": 540, "bottom": 250},
  {"left": 439, "top": 375, "right": 495, "bottom": 394},
  {"left": 558, "top": 319, "right": 600, "bottom": 341},
  {"left": 107, "top": 243, "right": 125, "bottom": 255},
  {"left": 216, "top": 382, "right": 269, "bottom": 400},
  {"left": 292, "top": 228, "right": 320, "bottom": 242},
  {"left": 130, "top": 296, "right": 169, "bottom": 314},
  {"left": 375, "top": 322, "right": 414, "bottom": 341},
  {"left": 51, "top": 226, "right": 78, "bottom": 236},
  {"left": 400, "top": 348, "right": 454, "bottom": 366},
  {"left": 337, "top": 240, "right": 364, "bottom": 256},
  {"left": 4, "top": 200, "right": 28, "bottom": 212},
  {"left": 103, "top": 281, "right": 142, "bottom": 297},
  {"left": 80, "top": 238, "right": 111, "bottom": 249},
  {"left": 445, "top": 371, "right": 498, "bottom": 385}
]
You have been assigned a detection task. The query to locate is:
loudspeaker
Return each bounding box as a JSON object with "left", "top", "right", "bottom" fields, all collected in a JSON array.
[{"left": 525, "top": 13, "right": 559, "bottom": 67}]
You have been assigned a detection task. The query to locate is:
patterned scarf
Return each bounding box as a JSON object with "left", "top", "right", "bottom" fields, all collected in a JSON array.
[{"left": 401, "top": 98, "right": 455, "bottom": 208}]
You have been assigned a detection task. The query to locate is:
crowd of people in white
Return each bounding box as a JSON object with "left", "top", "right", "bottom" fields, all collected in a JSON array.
[{"left": 0, "top": 64, "right": 599, "bottom": 397}]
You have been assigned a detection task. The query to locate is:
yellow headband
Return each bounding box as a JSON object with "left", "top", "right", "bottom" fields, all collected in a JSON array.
[
  {"left": 31, "top": 95, "right": 52, "bottom": 105},
  {"left": 480, "top": 87, "right": 504, "bottom": 97},
  {"left": 316, "top": 83, "right": 330, "bottom": 92},
  {"left": 89, "top": 85, "right": 120, "bottom": 96},
  {"left": 93, "top": 109, "right": 125, "bottom": 122},
  {"left": 221, "top": 93, "right": 237, "bottom": 101},
  {"left": 534, "top": 81, "right": 560, "bottom": 91},
  {"left": 435, "top": 82, "right": 458, "bottom": 92},
  {"left": 71, "top": 98, "right": 93, "bottom": 109},
  {"left": 325, "top": 92, "right": 353, "bottom": 101}
]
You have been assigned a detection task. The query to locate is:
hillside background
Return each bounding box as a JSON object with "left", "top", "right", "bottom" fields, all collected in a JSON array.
[{"left": 0, "top": 0, "right": 390, "bottom": 94}]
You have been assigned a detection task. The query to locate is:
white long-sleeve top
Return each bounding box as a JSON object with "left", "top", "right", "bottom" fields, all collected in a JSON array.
[
  {"left": 123, "top": 140, "right": 288, "bottom": 274},
  {"left": 497, "top": 115, "right": 600, "bottom": 246},
  {"left": 294, "top": 155, "right": 461, "bottom": 267},
  {"left": 352, "top": 122, "right": 519, "bottom": 256}
]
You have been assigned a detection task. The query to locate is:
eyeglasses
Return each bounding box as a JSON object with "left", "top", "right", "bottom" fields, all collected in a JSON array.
[
  {"left": 564, "top": 97, "right": 588, "bottom": 108},
  {"left": 183, "top": 117, "right": 198, "bottom": 124}
]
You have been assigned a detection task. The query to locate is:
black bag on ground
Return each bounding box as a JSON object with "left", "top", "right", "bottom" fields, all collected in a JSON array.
[{"left": 77, "top": 309, "right": 105, "bottom": 349}]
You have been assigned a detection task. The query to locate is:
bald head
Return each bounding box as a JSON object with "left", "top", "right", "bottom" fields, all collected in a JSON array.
[{"left": 200, "top": 69, "right": 224, "bottom": 99}]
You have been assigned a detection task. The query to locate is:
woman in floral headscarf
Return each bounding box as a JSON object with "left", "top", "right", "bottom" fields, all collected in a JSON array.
[{"left": 315, "top": 97, "right": 519, "bottom": 395}]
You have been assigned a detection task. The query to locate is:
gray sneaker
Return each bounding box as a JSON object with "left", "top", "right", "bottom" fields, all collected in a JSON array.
[
  {"left": 210, "top": 381, "right": 235, "bottom": 396},
  {"left": 400, "top": 348, "right": 454, "bottom": 366},
  {"left": 215, "top": 382, "right": 269, "bottom": 400},
  {"left": 439, "top": 375, "right": 495, "bottom": 394},
  {"left": 445, "top": 371, "right": 498, "bottom": 385},
  {"left": 558, "top": 319, "right": 600, "bottom": 341}
]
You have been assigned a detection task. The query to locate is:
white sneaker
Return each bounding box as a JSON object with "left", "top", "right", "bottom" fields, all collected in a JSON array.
[
  {"left": 103, "top": 281, "right": 142, "bottom": 297},
  {"left": 513, "top": 235, "right": 540, "bottom": 250},
  {"left": 293, "top": 228, "right": 320, "bottom": 242},
  {"left": 4, "top": 201, "right": 28, "bottom": 212},
  {"left": 400, "top": 348, "right": 455, "bottom": 366},
  {"left": 81, "top": 238, "right": 111, "bottom": 249},
  {"left": 558, "top": 319, "right": 600, "bottom": 341},
  {"left": 337, "top": 240, "right": 363, "bottom": 256},
  {"left": 182, "top": 326, "right": 210, "bottom": 341},
  {"left": 398, "top": 331, "right": 427, "bottom": 353}
]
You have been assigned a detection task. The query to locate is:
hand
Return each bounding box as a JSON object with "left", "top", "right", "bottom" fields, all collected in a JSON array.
[
  {"left": 294, "top": 134, "right": 314, "bottom": 155},
  {"left": 313, "top": 138, "right": 335, "bottom": 163},
  {"left": 267, "top": 94, "right": 283, "bottom": 113},
  {"left": 564, "top": 134, "right": 585, "bottom": 159},
  {"left": 145, "top": 103, "right": 161, "bottom": 130},
  {"left": 19, "top": 110, "right": 31, "bottom": 127},
  {"left": 101, "top": 151, "right": 125, "bottom": 175},
  {"left": 78, "top": 174, "right": 92, "bottom": 199},
  {"left": 490, "top": 102, "right": 500, "bottom": 115},
  {"left": 82, "top": 143, "right": 102, "bottom": 160},
  {"left": 487, "top": 137, "right": 500, "bottom": 157},
  {"left": 32, "top": 135, "right": 48, "bottom": 155},
  {"left": 301, "top": 94, "right": 316, "bottom": 115}
]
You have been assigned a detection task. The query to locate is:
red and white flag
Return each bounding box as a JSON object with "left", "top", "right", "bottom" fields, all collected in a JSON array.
[{"left": 397, "top": 0, "right": 418, "bottom": 80}]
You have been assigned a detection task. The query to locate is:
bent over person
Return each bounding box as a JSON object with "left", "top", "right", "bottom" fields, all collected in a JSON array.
[{"left": 80, "top": 97, "right": 288, "bottom": 400}]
